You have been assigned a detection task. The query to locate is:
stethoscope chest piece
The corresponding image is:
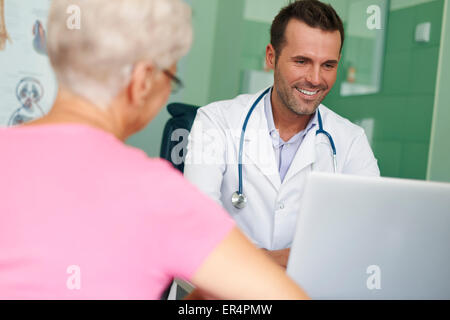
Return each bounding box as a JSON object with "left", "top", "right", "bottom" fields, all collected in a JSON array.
[{"left": 231, "top": 191, "right": 247, "bottom": 209}]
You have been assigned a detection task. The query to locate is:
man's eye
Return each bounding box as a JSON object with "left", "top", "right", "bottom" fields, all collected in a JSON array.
[
  {"left": 296, "top": 60, "right": 305, "bottom": 64},
  {"left": 324, "top": 64, "right": 335, "bottom": 69}
]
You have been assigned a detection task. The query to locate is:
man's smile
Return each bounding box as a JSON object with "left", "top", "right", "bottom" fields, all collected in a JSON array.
[{"left": 295, "top": 86, "right": 322, "bottom": 100}]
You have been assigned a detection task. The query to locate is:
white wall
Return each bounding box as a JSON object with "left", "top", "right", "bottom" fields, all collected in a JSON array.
[{"left": 427, "top": 0, "right": 450, "bottom": 182}]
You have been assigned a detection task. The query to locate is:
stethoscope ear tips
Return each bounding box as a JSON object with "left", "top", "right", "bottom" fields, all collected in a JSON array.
[{"left": 231, "top": 191, "right": 247, "bottom": 209}]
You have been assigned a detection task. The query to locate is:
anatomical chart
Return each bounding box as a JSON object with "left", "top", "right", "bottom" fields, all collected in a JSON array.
[{"left": 0, "top": 0, "right": 56, "bottom": 126}]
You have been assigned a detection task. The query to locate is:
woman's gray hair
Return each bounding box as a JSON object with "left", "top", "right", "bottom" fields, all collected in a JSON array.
[{"left": 47, "top": 0, "right": 192, "bottom": 108}]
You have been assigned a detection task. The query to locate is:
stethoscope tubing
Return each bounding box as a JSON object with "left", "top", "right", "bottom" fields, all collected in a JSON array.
[
  {"left": 234, "top": 87, "right": 337, "bottom": 209},
  {"left": 238, "top": 87, "right": 271, "bottom": 194}
]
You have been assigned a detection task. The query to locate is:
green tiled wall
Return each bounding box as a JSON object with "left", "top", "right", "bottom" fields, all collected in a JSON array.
[
  {"left": 325, "top": 0, "right": 444, "bottom": 179},
  {"left": 238, "top": 0, "right": 444, "bottom": 179}
]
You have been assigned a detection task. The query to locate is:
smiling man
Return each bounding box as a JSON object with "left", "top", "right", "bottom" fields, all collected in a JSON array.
[{"left": 184, "top": 0, "right": 380, "bottom": 268}]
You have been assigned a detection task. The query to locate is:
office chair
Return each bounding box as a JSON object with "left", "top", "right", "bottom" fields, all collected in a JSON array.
[
  {"left": 159, "top": 102, "right": 199, "bottom": 300},
  {"left": 160, "top": 102, "right": 199, "bottom": 173}
]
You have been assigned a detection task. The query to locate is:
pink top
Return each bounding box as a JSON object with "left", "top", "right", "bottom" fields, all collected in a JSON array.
[{"left": 0, "top": 124, "right": 234, "bottom": 299}]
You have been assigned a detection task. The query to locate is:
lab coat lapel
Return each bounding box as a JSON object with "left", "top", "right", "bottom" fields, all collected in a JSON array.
[
  {"left": 234, "top": 93, "right": 281, "bottom": 191},
  {"left": 282, "top": 128, "right": 316, "bottom": 183}
]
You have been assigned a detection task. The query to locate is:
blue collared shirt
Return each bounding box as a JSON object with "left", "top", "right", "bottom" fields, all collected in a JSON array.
[{"left": 264, "top": 89, "right": 318, "bottom": 183}]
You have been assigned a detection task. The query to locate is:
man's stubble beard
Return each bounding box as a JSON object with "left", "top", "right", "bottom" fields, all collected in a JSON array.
[{"left": 273, "top": 66, "right": 328, "bottom": 117}]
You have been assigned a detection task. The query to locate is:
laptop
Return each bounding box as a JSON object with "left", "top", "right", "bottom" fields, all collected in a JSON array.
[{"left": 287, "top": 172, "right": 450, "bottom": 300}]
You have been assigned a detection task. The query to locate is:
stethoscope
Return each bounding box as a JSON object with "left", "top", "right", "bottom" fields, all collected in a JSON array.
[{"left": 231, "top": 87, "right": 337, "bottom": 209}]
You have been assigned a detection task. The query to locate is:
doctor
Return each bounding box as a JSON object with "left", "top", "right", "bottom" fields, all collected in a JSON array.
[{"left": 184, "top": 0, "right": 380, "bottom": 268}]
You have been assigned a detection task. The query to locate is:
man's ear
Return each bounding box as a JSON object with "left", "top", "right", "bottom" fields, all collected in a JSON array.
[
  {"left": 127, "top": 62, "right": 155, "bottom": 108},
  {"left": 265, "top": 44, "right": 276, "bottom": 71}
]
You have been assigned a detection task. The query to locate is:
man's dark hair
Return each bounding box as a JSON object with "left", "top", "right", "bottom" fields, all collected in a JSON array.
[{"left": 270, "top": 0, "right": 345, "bottom": 59}]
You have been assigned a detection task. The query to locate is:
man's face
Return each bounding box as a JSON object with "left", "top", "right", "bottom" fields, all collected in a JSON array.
[{"left": 267, "top": 19, "right": 341, "bottom": 116}]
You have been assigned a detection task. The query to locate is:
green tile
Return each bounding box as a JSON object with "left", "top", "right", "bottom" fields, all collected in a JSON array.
[
  {"left": 372, "top": 139, "right": 403, "bottom": 178},
  {"left": 399, "top": 142, "right": 429, "bottom": 179},
  {"left": 328, "top": 96, "right": 366, "bottom": 119},
  {"left": 381, "top": 51, "right": 412, "bottom": 95},
  {"left": 369, "top": 97, "right": 406, "bottom": 141},
  {"left": 409, "top": 46, "right": 440, "bottom": 95},
  {"left": 385, "top": 7, "right": 415, "bottom": 53},
  {"left": 402, "top": 95, "right": 435, "bottom": 143},
  {"left": 324, "top": 85, "right": 340, "bottom": 102}
]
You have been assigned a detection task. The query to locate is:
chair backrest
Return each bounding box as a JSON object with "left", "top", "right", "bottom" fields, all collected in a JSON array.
[{"left": 160, "top": 102, "right": 199, "bottom": 173}]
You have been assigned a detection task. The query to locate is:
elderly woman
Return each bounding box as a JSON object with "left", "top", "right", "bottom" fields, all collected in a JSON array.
[{"left": 0, "top": 0, "right": 308, "bottom": 299}]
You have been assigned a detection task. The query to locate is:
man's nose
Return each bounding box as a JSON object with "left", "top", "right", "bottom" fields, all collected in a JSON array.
[{"left": 305, "top": 66, "right": 321, "bottom": 87}]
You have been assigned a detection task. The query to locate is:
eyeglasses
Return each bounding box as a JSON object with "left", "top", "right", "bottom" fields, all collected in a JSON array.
[{"left": 163, "top": 70, "right": 184, "bottom": 94}]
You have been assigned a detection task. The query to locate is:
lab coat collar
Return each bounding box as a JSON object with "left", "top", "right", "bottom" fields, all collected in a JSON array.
[
  {"left": 282, "top": 105, "right": 326, "bottom": 183},
  {"left": 281, "top": 124, "right": 316, "bottom": 183},
  {"left": 232, "top": 87, "right": 272, "bottom": 142}
]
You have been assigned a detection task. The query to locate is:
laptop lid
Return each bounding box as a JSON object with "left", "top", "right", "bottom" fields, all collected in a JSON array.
[{"left": 287, "top": 172, "right": 450, "bottom": 299}]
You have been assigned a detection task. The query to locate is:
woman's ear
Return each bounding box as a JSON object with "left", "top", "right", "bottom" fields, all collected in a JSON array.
[{"left": 127, "top": 62, "right": 155, "bottom": 108}]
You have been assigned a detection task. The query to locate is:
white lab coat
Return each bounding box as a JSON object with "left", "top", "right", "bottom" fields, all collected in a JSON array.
[{"left": 184, "top": 88, "right": 380, "bottom": 250}]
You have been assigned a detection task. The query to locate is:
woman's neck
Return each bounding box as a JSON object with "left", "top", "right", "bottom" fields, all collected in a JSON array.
[{"left": 24, "top": 89, "right": 128, "bottom": 141}]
